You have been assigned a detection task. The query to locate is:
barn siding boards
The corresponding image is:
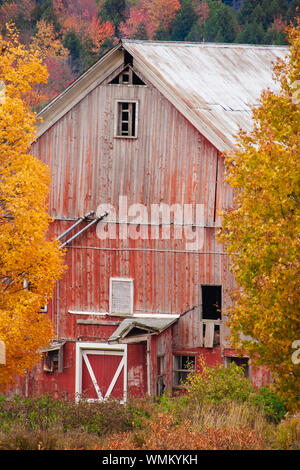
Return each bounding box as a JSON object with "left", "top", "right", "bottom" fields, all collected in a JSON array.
[
  {"left": 32, "top": 78, "right": 222, "bottom": 222},
  {"left": 15, "top": 41, "right": 284, "bottom": 399}
]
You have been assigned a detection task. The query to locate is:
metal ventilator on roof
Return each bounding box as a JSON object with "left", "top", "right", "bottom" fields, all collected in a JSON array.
[{"left": 57, "top": 209, "right": 110, "bottom": 248}]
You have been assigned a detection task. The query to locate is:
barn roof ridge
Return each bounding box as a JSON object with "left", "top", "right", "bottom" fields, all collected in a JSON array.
[
  {"left": 35, "top": 39, "right": 288, "bottom": 151},
  {"left": 121, "top": 38, "right": 288, "bottom": 49}
]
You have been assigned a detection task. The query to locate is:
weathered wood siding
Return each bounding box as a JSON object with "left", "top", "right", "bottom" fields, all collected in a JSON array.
[
  {"left": 32, "top": 66, "right": 234, "bottom": 343},
  {"left": 14, "top": 58, "right": 245, "bottom": 399}
]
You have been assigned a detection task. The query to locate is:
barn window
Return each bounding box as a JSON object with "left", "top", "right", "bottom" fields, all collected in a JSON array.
[
  {"left": 200, "top": 285, "right": 222, "bottom": 348},
  {"left": 42, "top": 340, "right": 65, "bottom": 373},
  {"left": 109, "top": 277, "right": 134, "bottom": 315},
  {"left": 224, "top": 356, "right": 250, "bottom": 378},
  {"left": 115, "top": 101, "right": 138, "bottom": 138},
  {"left": 201, "top": 285, "right": 222, "bottom": 320},
  {"left": 173, "top": 355, "right": 195, "bottom": 387}
]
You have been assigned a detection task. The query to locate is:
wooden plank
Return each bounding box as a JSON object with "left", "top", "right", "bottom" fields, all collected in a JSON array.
[
  {"left": 204, "top": 322, "right": 214, "bottom": 348},
  {"left": 76, "top": 320, "right": 121, "bottom": 326}
]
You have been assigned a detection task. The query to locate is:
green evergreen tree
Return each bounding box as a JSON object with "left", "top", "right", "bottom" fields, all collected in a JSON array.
[
  {"left": 99, "top": 0, "right": 127, "bottom": 28},
  {"left": 187, "top": 1, "right": 237, "bottom": 43},
  {"left": 170, "top": 0, "right": 198, "bottom": 41},
  {"left": 235, "top": 21, "right": 265, "bottom": 44},
  {"left": 31, "top": 0, "right": 60, "bottom": 32}
]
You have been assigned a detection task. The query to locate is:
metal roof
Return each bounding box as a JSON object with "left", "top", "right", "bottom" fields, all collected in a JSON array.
[
  {"left": 108, "top": 316, "right": 178, "bottom": 343},
  {"left": 41, "top": 339, "right": 66, "bottom": 352},
  {"left": 122, "top": 40, "right": 288, "bottom": 151},
  {"left": 36, "top": 39, "right": 288, "bottom": 152}
]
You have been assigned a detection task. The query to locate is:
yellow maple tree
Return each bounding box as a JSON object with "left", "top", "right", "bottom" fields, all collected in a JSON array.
[
  {"left": 28, "top": 19, "right": 74, "bottom": 110},
  {"left": 0, "top": 24, "right": 66, "bottom": 391},
  {"left": 31, "top": 19, "right": 70, "bottom": 60},
  {"left": 218, "top": 21, "right": 300, "bottom": 411}
]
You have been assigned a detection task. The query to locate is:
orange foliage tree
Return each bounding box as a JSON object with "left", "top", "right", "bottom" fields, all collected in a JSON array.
[
  {"left": 0, "top": 24, "right": 66, "bottom": 390},
  {"left": 53, "top": 0, "right": 115, "bottom": 52},
  {"left": 218, "top": 22, "right": 300, "bottom": 412},
  {"left": 29, "top": 19, "right": 74, "bottom": 109},
  {"left": 119, "top": 0, "right": 180, "bottom": 39}
]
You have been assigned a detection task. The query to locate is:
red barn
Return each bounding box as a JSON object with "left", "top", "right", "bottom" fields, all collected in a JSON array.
[{"left": 14, "top": 40, "right": 287, "bottom": 400}]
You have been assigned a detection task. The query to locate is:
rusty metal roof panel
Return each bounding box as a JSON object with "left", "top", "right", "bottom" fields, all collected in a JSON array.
[{"left": 122, "top": 40, "right": 288, "bottom": 151}]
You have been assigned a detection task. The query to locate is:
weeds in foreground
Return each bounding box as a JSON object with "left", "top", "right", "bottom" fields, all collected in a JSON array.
[
  {"left": 96, "top": 413, "right": 264, "bottom": 450},
  {"left": 0, "top": 362, "right": 297, "bottom": 450}
]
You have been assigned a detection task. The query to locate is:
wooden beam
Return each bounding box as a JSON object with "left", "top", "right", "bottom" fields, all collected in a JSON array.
[{"left": 76, "top": 320, "right": 121, "bottom": 326}]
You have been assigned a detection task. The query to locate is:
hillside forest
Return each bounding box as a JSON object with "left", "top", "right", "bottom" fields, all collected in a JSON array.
[{"left": 0, "top": 0, "right": 299, "bottom": 110}]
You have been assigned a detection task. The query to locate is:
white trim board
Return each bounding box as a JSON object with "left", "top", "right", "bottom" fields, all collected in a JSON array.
[
  {"left": 75, "top": 342, "right": 127, "bottom": 403},
  {"left": 69, "top": 310, "right": 179, "bottom": 319}
]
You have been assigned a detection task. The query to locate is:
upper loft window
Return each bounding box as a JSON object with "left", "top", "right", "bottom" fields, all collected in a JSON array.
[
  {"left": 109, "top": 66, "right": 145, "bottom": 86},
  {"left": 115, "top": 100, "right": 138, "bottom": 138},
  {"left": 201, "top": 285, "right": 222, "bottom": 320}
]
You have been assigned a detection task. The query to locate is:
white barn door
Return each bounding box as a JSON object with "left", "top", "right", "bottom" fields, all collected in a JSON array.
[{"left": 75, "top": 342, "right": 127, "bottom": 403}]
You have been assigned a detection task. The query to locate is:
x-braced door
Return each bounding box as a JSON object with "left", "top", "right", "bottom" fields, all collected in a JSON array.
[{"left": 75, "top": 342, "right": 127, "bottom": 403}]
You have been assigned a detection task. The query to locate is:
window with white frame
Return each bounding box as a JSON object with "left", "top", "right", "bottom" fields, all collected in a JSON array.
[
  {"left": 115, "top": 100, "right": 138, "bottom": 138},
  {"left": 109, "top": 277, "right": 134, "bottom": 315}
]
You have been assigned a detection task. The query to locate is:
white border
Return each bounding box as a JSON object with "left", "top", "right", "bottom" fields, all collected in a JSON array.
[
  {"left": 114, "top": 99, "right": 139, "bottom": 138},
  {"left": 109, "top": 277, "right": 134, "bottom": 315},
  {"left": 75, "top": 342, "right": 128, "bottom": 403}
]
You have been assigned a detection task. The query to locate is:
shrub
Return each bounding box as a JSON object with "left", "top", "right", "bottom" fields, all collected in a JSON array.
[
  {"left": 185, "top": 357, "right": 255, "bottom": 404},
  {"left": 0, "top": 394, "right": 135, "bottom": 436},
  {"left": 272, "top": 414, "right": 300, "bottom": 450},
  {"left": 250, "top": 386, "right": 287, "bottom": 424},
  {"left": 0, "top": 424, "right": 103, "bottom": 450}
]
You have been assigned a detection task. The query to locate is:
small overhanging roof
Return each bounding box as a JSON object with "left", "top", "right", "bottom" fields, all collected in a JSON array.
[
  {"left": 108, "top": 316, "right": 179, "bottom": 343},
  {"left": 35, "top": 39, "right": 288, "bottom": 152},
  {"left": 41, "top": 339, "right": 66, "bottom": 353}
]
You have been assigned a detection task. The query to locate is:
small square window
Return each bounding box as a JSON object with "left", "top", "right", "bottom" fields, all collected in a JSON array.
[
  {"left": 173, "top": 355, "right": 195, "bottom": 387},
  {"left": 115, "top": 101, "right": 138, "bottom": 138}
]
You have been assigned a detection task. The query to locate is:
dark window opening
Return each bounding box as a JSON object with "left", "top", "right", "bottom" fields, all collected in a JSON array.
[
  {"left": 213, "top": 324, "right": 220, "bottom": 346},
  {"left": 42, "top": 343, "right": 65, "bottom": 373},
  {"left": 121, "top": 70, "right": 130, "bottom": 83},
  {"left": 132, "top": 72, "right": 145, "bottom": 85},
  {"left": 226, "top": 356, "right": 250, "bottom": 378},
  {"left": 124, "top": 51, "right": 133, "bottom": 67},
  {"left": 202, "top": 285, "right": 222, "bottom": 320},
  {"left": 157, "top": 355, "right": 166, "bottom": 397},
  {"left": 43, "top": 350, "right": 59, "bottom": 373},
  {"left": 126, "top": 327, "right": 148, "bottom": 337},
  {"left": 110, "top": 75, "right": 120, "bottom": 84},
  {"left": 173, "top": 355, "right": 195, "bottom": 387},
  {"left": 109, "top": 66, "right": 145, "bottom": 86}
]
